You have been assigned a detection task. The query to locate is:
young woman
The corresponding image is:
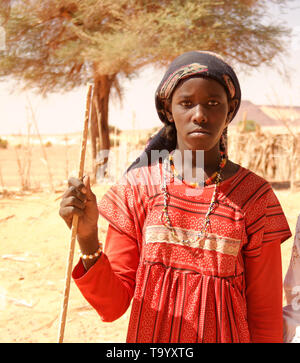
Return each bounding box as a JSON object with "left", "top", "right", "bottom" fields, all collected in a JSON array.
[{"left": 59, "top": 51, "right": 291, "bottom": 343}]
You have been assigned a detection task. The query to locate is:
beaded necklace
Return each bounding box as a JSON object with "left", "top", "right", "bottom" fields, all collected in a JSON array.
[
  {"left": 161, "top": 152, "right": 227, "bottom": 245},
  {"left": 169, "top": 150, "right": 226, "bottom": 187}
]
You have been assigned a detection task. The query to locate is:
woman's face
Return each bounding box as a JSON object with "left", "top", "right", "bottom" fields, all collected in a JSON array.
[{"left": 169, "top": 77, "right": 236, "bottom": 152}]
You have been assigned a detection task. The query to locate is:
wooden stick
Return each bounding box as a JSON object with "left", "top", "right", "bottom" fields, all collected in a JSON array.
[{"left": 57, "top": 84, "right": 93, "bottom": 343}]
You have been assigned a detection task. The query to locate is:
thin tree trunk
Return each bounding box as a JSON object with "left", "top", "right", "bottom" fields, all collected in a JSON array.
[{"left": 90, "top": 72, "right": 116, "bottom": 182}]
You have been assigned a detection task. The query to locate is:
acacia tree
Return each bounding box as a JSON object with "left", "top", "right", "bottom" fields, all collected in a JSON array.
[{"left": 0, "top": 0, "right": 293, "bottom": 177}]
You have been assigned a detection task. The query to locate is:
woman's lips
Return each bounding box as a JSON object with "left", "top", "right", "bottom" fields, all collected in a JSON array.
[{"left": 188, "top": 129, "right": 211, "bottom": 135}]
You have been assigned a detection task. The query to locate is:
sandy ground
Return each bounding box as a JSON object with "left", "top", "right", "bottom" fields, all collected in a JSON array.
[
  {"left": 0, "top": 139, "right": 132, "bottom": 343},
  {"left": 0, "top": 140, "right": 299, "bottom": 343},
  {"left": 0, "top": 185, "right": 133, "bottom": 343}
]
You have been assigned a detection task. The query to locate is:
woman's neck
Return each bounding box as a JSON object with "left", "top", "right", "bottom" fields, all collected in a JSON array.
[{"left": 173, "top": 144, "right": 222, "bottom": 181}]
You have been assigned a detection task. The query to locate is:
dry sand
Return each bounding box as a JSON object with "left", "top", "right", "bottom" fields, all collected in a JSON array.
[
  {"left": 0, "top": 138, "right": 299, "bottom": 343},
  {"left": 0, "top": 185, "right": 132, "bottom": 343}
]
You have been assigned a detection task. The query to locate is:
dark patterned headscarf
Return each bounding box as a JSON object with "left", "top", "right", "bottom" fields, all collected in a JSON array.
[
  {"left": 155, "top": 50, "right": 241, "bottom": 126},
  {"left": 127, "top": 51, "right": 241, "bottom": 171}
]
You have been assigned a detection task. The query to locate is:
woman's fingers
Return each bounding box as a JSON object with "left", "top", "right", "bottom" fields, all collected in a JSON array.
[
  {"left": 59, "top": 176, "right": 98, "bottom": 234},
  {"left": 59, "top": 178, "right": 87, "bottom": 224},
  {"left": 82, "top": 175, "right": 96, "bottom": 201},
  {"left": 60, "top": 195, "right": 86, "bottom": 210},
  {"left": 68, "top": 177, "right": 85, "bottom": 191},
  {"left": 59, "top": 205, "right": 85, "bottom": 219},
  {"left": 62, "top": 178, "right": 87, "bottom": 201},
  {"left": 59, "top": 204, "right": 84, "bottom": 229},
  {"left": 69, "top": 186, "right": 86, "bottom": 202}
]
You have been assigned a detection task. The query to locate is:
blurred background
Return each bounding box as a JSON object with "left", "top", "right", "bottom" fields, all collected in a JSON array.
[{"left": 0, "top": 0, "right": 299, "bottom": 343}]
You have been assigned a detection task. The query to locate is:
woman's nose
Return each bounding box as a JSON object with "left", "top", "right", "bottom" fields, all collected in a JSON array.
[{"left": 192, "top": 104, "right": 207, "bottom": 124}]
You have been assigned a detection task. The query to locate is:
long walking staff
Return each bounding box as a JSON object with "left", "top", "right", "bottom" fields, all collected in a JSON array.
[{"left": 58, "top": 84, "right": 93, "bottom": 343}]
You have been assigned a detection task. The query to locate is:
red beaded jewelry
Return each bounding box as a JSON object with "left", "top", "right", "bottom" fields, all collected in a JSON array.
[
  {"left": 169, "top": 151, "right": 227, "bottom": 187},
  {"left": 161, "top": 150, "right": 227, "bottom": 242}
]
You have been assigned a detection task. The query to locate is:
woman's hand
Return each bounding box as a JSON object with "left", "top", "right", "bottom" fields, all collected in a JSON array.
[{"left": 59, "top": 175, "right": 99, "bottom": 240}]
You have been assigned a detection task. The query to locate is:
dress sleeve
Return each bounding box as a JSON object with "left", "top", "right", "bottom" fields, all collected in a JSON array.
[
  {"left": 243, "top": 187, "right": 292, "bottom": 342},
  {"left": 243, "top": 187, "right": 291, "bottom": 257},
  {"left": 97, "top": 182, "right": 138, "bottom": 241},
  {"left": 244, "top": 239, "right": 283, "bottom": 342},
  {"left": 72, "top": 224, "right": 140, "bottom": 322}
]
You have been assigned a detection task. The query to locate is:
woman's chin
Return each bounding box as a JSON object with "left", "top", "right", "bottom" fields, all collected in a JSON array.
[
  {"left": 183, "top": 142, "right": 211, "bottom": 152},
  {"left": 177, "top": 135, "right": 219, "bottom": 152}
]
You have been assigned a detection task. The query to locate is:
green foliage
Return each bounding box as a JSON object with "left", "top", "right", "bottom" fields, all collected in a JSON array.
[
  {"left": 238, "top": 119, "right": 259, "bottom": 132},
  {"left": 0, "top": 0, "right": 293, "bottom": 95}
]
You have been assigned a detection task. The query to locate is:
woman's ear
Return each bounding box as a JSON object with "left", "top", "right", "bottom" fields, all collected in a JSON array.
[
  {"left": 165, "top": 99, "right": 174, "bottom": 123},
  {"left": 226, "top": 99, "right": 239, "bottom": 124}
]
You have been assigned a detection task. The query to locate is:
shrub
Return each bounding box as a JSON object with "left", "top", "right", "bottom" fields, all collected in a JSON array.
[
  {"left": 237, "top": 119, "right": 258, "bottom": 133},
  {"left": 0, "top": 137, "right": 8, "bottom": 149}
]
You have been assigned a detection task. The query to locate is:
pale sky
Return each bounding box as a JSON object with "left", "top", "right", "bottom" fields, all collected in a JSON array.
[{"left": 0, "top": 3, "right": 299, "bottom": 135}]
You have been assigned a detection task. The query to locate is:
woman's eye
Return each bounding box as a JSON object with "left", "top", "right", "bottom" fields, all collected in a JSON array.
[
  {"left": 207, "top": 100, "right": 219, "bottom": 106},
  {"left": 180, "top": 100, "right": 192, "bottom": 107}
]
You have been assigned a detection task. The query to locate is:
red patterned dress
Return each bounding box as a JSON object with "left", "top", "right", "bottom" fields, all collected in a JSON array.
[{"left": 72, "top": 162, "right": 291, "bottom": 343}]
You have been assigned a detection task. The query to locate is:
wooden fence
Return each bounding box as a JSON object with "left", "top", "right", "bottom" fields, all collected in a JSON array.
[
  {"left": 228, "top": 131, "right": 300, "bottom": 188},
  {"left": 1, "top": 129, "right": 299, "bottom": 192}
]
